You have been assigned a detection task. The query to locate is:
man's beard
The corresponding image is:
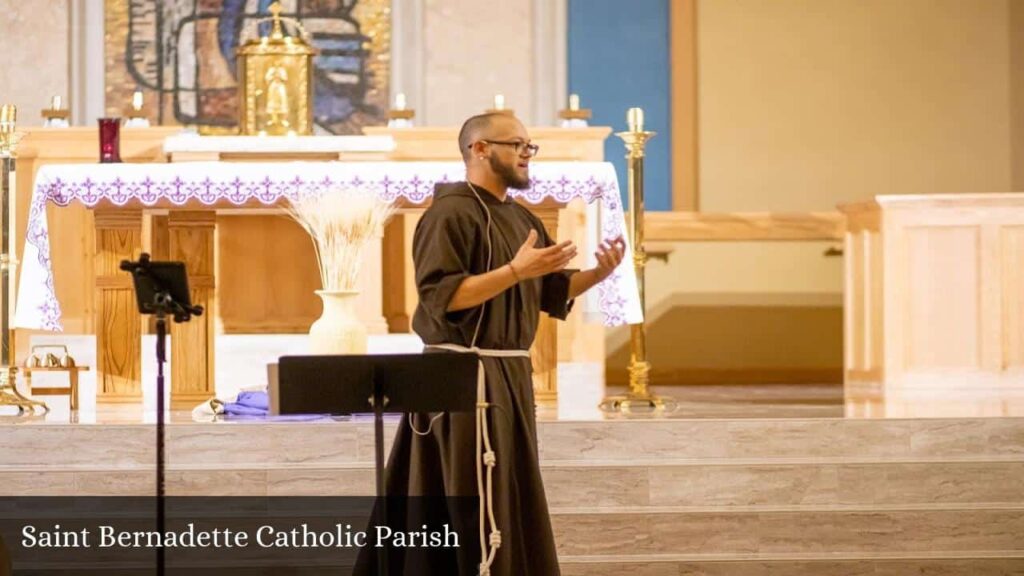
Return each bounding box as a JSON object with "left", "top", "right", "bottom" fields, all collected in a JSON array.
[{"left": 489, "top": 155, "right": 530, "bottom": 190}]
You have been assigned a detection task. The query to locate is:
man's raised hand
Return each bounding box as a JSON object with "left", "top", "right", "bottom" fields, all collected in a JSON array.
[
  {"left": 594, "top": 236, "right": 627, "bottom": 281},
  {"left": 509, "top": 229, "right": 577, "bottom": 280}
]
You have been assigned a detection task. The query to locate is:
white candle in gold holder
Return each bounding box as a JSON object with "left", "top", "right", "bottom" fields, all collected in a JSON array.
[
  {"left": 558, "top": 93, "right": 591, "bottom": 127},
  {"left": 627, "top": 107, "right": 644, "bottom": 132}
]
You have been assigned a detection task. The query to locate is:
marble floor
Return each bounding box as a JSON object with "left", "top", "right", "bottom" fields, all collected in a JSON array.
[
  {"left": 15, "top": 333, "right": 1024, "bottom": 423},
  {"left": 11, "top": 382, "right": 1024, "bottom": 424}
]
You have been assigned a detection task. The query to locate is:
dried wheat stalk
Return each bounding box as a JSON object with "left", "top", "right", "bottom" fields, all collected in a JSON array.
[{"left": 285, "top": 186, "right": 395, "bottom": 292}]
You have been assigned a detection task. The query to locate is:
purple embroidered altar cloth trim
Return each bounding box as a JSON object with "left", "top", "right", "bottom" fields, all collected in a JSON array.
[{"left": 15, "top": 161, "right": 643, "bottom": 332}]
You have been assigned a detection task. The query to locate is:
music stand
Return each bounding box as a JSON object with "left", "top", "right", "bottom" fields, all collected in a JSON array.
[
  {"left": 121, "top": 253, "right": 203, "bottom": 576},
  {"left": 276, "top": 353, "right": 479, "bottom": 576}
]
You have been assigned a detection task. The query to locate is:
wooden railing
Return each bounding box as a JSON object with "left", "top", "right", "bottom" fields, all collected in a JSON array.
[{"left": 644, "top": 211, "right": 845, "bottom": 242}]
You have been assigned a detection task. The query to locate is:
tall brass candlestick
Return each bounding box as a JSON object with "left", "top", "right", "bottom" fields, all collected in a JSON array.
[
  {"left": 0, "top": 105, "right": 48, "bottom": 414},
  {"left": 600, "top": 107, "right": 675, "bottom": 414}
]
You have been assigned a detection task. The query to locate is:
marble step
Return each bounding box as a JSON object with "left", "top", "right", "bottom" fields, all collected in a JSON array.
[
  {"left": 2, "top": 460, "right": 1023, "bottom": 509},
  {"left": 551, "top": 508, "right": 1024, "bottom": 556},
  {"left": 2, "top": 417, "right": 1022, "bottom": 469},
  {"left": 11, "top": 552, "right": 1024, "bottom": 575},
  {"left": 12, "top": 556, "right": 1024, "bottom": 576},
  {"left": 559, "top": 555, "right": 1024, "bottom": 576}
]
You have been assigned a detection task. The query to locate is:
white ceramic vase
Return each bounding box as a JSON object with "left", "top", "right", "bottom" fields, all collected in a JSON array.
[{"left": 308, "top": 290, "right": 368, "bottom": 354}]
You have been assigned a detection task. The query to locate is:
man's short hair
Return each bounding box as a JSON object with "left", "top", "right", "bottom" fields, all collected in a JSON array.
[{"left": 457, "top": 113, "right": 505, "bottom": 161}]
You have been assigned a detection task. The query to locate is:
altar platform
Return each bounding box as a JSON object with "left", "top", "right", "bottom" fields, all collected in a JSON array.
[{"left": 2, "top": 380, "right": 1022, "bottom": 575}]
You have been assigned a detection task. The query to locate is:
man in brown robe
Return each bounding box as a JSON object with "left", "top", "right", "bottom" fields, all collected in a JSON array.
[{"left": 383, "top": 113, "right": 625, "bottom": 575}]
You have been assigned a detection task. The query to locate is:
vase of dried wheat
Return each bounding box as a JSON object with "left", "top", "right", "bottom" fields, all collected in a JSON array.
[{"left": 285, "top": 185, "right": 394, "bottom": 356}]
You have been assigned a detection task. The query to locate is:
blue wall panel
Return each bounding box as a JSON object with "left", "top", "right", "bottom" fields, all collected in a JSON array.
[{"left": 568, "top": 0, "right": 672, "bottom": 211}]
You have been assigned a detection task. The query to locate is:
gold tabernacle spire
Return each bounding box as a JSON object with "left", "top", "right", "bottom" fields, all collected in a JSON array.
[{"left": 269, "top": 1, "right": 285, "bottom": 39}]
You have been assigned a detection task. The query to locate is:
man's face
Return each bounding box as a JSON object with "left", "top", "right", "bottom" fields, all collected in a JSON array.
[{"left": 483, "top": 117, "right": 534, "bottom": 190}]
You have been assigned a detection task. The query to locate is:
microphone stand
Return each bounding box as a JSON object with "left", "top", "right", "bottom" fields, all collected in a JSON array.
[{"left": 120, "top": 254, "right": 203, "bottom": 575}]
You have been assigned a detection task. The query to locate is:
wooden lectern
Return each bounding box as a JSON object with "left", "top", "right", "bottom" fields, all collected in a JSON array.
[{"left": 842, "top": 194, "right": 1024, "bottom": 390}]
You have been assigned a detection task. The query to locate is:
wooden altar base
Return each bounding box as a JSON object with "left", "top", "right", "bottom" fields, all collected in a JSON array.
[{"left": 1, "top": 384, "right": 1022, "bottom": 575}]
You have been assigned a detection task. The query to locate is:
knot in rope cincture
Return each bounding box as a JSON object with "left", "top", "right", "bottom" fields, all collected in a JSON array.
[
  {"left": 479, "top": 563, "right": 491, "bottom": 576},
  {"left": 482, "top": 451, "right": 496, "bottom": 467},
  {"left": 489, "top": 531, "right": 502, "bottom": 547}
]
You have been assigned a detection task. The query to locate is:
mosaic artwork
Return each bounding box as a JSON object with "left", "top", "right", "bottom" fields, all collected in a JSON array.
[{"left": 104, "top": 0, "right": 390, "bottom": 134}]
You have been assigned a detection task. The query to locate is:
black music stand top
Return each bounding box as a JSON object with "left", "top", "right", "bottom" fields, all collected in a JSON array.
[{"left": 274, "top": 353, "right": 479, "bottom": 416}]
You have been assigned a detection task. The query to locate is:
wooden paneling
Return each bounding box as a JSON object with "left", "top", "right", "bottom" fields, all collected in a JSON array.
[
  {"left": 94, "top": 210, "right": 142, "bottom": 402},
  {"left": 841, "top": 194, "right": 1024, "bottom": 389},
  {"left": 670, "top": 0, "right": 699, "bottom": 211},
  {"left": 531, "top": 206, "right": 561, "bottom": 405},
  {"left": 167, "top": 211, "right": 216, "bottom": 407},
  {"left": 646, "top": 211, "right": 844, "bottom": 242},
  {"left": 905, "top": 226, "right": 981, "bottom": 370},
  {"left": 382, "top": 214, "right": 411, "bottom": 333},
  {"left": 1003, "top": 227, "right": 1024, "bottom": 369},
  {"left": 217, "top": 215, "right": 322, "bottom": 333}
]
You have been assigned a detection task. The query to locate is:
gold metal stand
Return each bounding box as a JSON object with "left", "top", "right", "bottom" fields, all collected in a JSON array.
[
  {"left": 0, "top": 104, "right": 48, "bottom": 414},
  {"left": 600, "top": 108, "right": 676, "bottom": 414}
]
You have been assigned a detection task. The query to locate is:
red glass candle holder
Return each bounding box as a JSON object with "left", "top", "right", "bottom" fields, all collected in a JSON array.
[{"left": 98, "top": 118, "right": 122, "bottom": 163}]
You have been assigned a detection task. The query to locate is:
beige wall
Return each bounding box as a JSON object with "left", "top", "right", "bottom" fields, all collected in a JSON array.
[
  {"left": 699, "top": 0, "right": 1013, "bottom": 211},
  {"left": 614, "top": 0, "right": 1017, "bottom": 384},
  {"left": 1011, "top": 0, "right": 1024, "bottom": 191},
  {"left": 0, "top": 0, "right": 70, "bottom": 126},
  {"left": 421, "top": 0, "right": 535, "bottom": 125}
]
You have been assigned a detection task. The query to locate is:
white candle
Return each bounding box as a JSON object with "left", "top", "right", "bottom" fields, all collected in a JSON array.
[
  {"left": 569, "top": 94, "right": 580, "bottom": 111},
  {"left": 132, "top": 90, "right": 144, "bottom": 112},
  {"left": 51, "top": 95, "right": 63, "bottom": 110},
  {"left": 494, "top": 94, "right": 505, "bottom": 110},
  {"left": 395, "top": 93, "right": 407, "bottom": 110},
  {"left": 627, "top": 107, "right": 644, "bottom": 132}
]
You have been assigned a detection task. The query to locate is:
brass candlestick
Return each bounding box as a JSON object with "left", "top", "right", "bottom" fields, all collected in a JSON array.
[
  {"left": 557, "top": 93, "right": 592, "bottom": 127},
  {"left": 600, "top": 107, "right": 675, "bottom": 414},
  {"left": 41, "top": 95, "right": 70, "bottom": 128},
  {"left": 386, "top": 92, "right": 415, "bottom": 127},
  {"left": 0, "top": 105, "right": 48, "bottom": 414},
  {"left": 485, "top": 93, "right": 514, "bottom": 115},
  {"left": 124, "top": 90, "right": 150, "bottom": 128}
]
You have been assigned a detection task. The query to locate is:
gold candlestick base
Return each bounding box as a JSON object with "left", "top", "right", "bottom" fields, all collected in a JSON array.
[
  {"left": 600, "top": 360, "right": 678, "bottom": 414},
  {"left": 0, "top": 367, "right": 49, "bottom": 414}
]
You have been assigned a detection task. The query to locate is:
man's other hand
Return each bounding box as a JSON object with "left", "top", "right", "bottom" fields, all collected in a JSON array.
[{"left": 510, "top": 230, "right": 577, "bottom": 280}]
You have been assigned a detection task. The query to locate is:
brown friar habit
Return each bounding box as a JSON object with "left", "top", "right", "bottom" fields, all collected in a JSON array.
[{"left": 384, "top": 181, "right": 571, "bottom": 575}]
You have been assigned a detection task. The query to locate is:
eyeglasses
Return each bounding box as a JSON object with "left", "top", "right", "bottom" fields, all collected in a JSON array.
[{"left": 478, "top": 140, "right": 540, "bottom": 157}]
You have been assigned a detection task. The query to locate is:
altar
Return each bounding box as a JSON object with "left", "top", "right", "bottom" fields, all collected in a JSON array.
[{"left": 12, "top": 129, "right": 637, "bottom": 409}]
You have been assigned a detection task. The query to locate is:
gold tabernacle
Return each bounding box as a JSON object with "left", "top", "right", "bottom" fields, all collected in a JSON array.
[{"left": 236, "top": 1, "right": 316, "bottom": 136}]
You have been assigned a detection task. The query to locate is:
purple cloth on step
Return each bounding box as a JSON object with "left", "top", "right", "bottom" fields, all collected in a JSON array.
[
  {"left": 221, "top": 391, "right": 332, "bottom": 421},
  {"left": 222, "top": 391, "right": 268, "bottom": 415}
]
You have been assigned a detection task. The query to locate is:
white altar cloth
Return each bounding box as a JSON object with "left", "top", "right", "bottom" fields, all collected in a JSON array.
[{"left": 16, "top": 161, "right": 643, "bottom": 331}]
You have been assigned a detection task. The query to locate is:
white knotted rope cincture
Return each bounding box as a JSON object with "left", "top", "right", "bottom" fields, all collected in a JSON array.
[
  {"left": 408, "top": 181, "right": 518, "bottom": 575},
  {"left": 425, "top": 343, "right": 528, "bottom": 576}
]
